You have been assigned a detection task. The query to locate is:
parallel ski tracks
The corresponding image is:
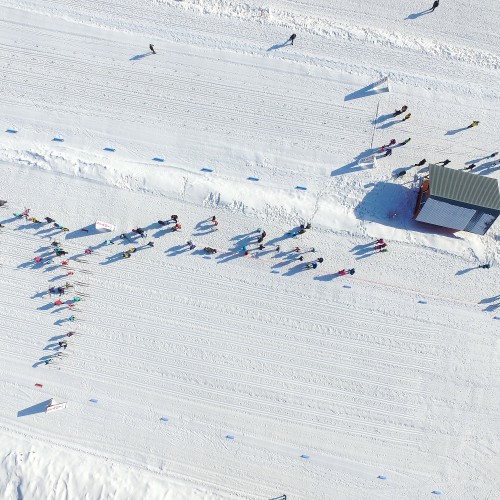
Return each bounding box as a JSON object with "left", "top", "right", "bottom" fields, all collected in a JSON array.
[{"left": 0, "top": 346, "right": 421, "bottom": 446}]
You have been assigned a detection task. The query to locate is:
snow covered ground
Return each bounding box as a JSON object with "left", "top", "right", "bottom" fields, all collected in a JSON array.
[{"left": 0, "top": 0, "right": 499, "bottom": 499}]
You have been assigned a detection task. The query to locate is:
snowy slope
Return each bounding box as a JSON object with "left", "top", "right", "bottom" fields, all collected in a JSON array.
[{"left": 0, "top": 0, "right": 499, "bottom": 499}]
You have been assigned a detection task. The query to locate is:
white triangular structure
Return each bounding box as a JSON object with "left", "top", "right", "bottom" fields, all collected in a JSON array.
[
  {"left": 372, "top": 76, "right": 390, "bottom": 93},
  {"left": 95, "top": 220, "right": 115, "bottom": 232},
  {"left": 358, "top": 155, "right": 378, "bottom": 169}
]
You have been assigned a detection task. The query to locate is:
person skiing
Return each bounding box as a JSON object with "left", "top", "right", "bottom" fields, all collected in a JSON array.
[
  {"left": 399, "top": 138, "right": 411, "bottom": 146},
  {"left": 317, "top": 257, "right": 324, "bottom": 263},
  {"left": 467, "top": 120, "right": 479, "bottom": 128},
  {"left": 297, "top": 255, "right": 304, "bottom": 261},
  {"left": 147, "top": 241, "right": 154, "bottom": 247},
  {"left": 170, "top": 215, "right": 178, "bottom": 222},
  {"left": 288, "top": 34, "right": 297, "bottom": 45},
  {"left": 295, "top": 247, "right": 301, "bottom": 253},
  {"left": 54, "top": 299, "right": 63, "bottom": 306},
  {"left": 129, "top": 247, "right": 137, "bottom": 253},
  {"left": 431, "top": 0, "right": 439, "bottom": 12},
  {"left": 211, "top": 216, "right": 218, "bottom": 226},
  {"left": 275, "top": 245, "right": 280, "bottom": 252},
  {"left": 69, "top": 315, "right": 75, "bottom": 322},
  {"left": 305, "top": 262, "right": 318, "bottom": 270},
  {"left": 402, "top": 113, "right": 411, "bottom": 121},
  {"left": 57, "top": 287, "right": 65, "bottom": 295},
  {"left": 375, "top": 243, "right": 387, "bottom": 250},
  {"left": 435, "top": 159, "right": 451, "bottom": 166},
  {"left": 489, "top": 152, "right": 498, "bottom": 158},
  {"left": 478, "top": 263, "right": 491, "bottom": 269},
  {"left": 187, "top": 240, "right": 196, "bottom": 250},
  {"left": 104, "top": 239, "right": 114, "bottom": 245},
  {"left": 393, "top": 105, "right": 408, "bottom": 117},
  {"left": 464, "top": 164, "right": 476, "bottom": 171},
  {"left": 380, "top": 139, "right": 396, "bottom": 152},
  {"left": 258, "top": 244, "right": 265, "bottom": 250},
  {"left": 58, "top": 341, "right": 68, "bottom": 349},
  {"left": 0, "top": 200, "right": 7, "bottom": 207},
  {"left": 414, "top": 159, "right": 426, "bottom": 167},
  {"left": 122, "top": 252, "right": 131, "bottom": 258},
  {"left": 84, "top": 248, "right": 92, "bottom": 255},
  {"left": 298, "top": 228, "right": 306, "bottom": 234},
  {"left": 34, "top": 257, "right": 42, "bottom": 263},
  {"left": 45, "top": 217, "right": 55, "bottom": 223},
  {"left": 305, "top": 222, "right": 312, "bottom": 229},
  {"left": 149, "top": 44, "right": 156, "bottom": 54},
  {"left": 384, "top": 148, "right": 392, "bottom": 157}
]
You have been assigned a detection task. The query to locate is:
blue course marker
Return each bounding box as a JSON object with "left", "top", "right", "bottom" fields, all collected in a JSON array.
[
  {"left": 5, "top": 129, "right": 17, "bottom": 134},
  {"left": 52, "top": 137, "right": 64, "bottom": 142},
  {"left": 226, "top": 435, "right": 235, "bottom": 440},
  {"left": 247, "top": 177, "right": 259, "bottom": 181},
  {"left": 160, "top": 417, "right": 169, "bottom": 422},
  {"left": 296, "top": 186, "right": 307, "bottom": 191},
  {"left": 431, "top": 491, "right": 443, "bottom": 495},
  {"left": 152, "top": 157, "right": 165, "bottom": 162},
  {"left": 201, "top": 168, "right": 213, "bottom": 172},
  {"left": 300, "top": 454, "right": 310, "bottom": 459},
  {"left": 418, "top": 300, "right": 428, "bottom": 304},
  {"left": 377, "top": 475, "right": 387, "bottom": 480},
  {"left": 89, "top": 399, "right": 98, "bottom": 403},
  {"left": 103, "top": 147, "right": 116, "bottom": 152}
]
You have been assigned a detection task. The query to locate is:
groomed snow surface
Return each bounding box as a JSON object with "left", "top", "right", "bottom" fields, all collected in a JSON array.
[{"left": 0, "top": 0, "right": 499, "bottom": 499}]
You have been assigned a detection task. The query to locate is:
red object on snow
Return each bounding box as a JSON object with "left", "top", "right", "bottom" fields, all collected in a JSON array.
[
  {"left": 61, "top": 261, "right": 69, "bottom": 266},
  {"left": 35, "top": 383, "right": 43, "bottom": 388},
  {"left": 339, "top": 269, "right": 347, "bottom": 276},
  {"left": 55, "top": 299, "right": 63, "bottom": 306}
]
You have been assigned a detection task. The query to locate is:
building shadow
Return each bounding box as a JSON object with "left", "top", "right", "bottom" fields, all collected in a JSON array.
[{"left": 354, "top": 181, "right": 462, "bottom": 237}]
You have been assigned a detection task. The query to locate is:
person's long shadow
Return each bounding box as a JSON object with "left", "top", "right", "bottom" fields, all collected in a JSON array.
[
  {"left": 130, "top": 52, "right": 153, "bottom": 61},
  {"left": 313, "top": 273, "right": 340, "bottom": 281},
  {"left": 378, "top": 119, "right": 400, "bottom": 129},
  {"left": 37, "top": 302, "right": 55, "bottom": 311},
  {"left": 474, "top": 162, "right": 500, "bottom": 175},
  {"left": 455, "top": 267, "right": 477, "bottom": 276},
  {"left": 165, "top": 245, "right": 190, "bottom": 257},
  {"left": 372, "top": 113, "right": 394, "bottom": 125},
  {"left": 267, "top": 41, "right": 289, "bottom": 52},
  {"left": 100, "top": 252, "right": 126, "bottom": 265},
  {"left": 216, "top": 251, "right": 242, "bottom": 264},
  {"left": 282, "top": 263, "right": 306, "bottom": 276},
  {"left": 483, "top": 303, "right": 500, "bottom": 312},
  {"left": 405, "top": 9, "right": 431, "bottom": 20},
  {"left": 446, "top": 127, "right": 469, "bottom": 135}
]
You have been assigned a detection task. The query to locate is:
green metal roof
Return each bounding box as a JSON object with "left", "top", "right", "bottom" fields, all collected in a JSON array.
[{"left": 429, "top": 164, "right": 500, "bottom": 210}]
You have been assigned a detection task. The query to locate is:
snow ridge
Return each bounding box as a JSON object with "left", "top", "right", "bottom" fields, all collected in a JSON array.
[{"left": 155, "top": 0, "right": 500, "bottom": 70}]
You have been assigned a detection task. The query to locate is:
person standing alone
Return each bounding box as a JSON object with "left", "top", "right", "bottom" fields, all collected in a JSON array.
[
  {"left": 288, "top": 34, "right": 296, "bottom": 45},
  {"left": 431, "top": 0, "right": 439, "bottom": 12},
  {"left": 149, "top": 44, "right": 156, "bottom": 54}
]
